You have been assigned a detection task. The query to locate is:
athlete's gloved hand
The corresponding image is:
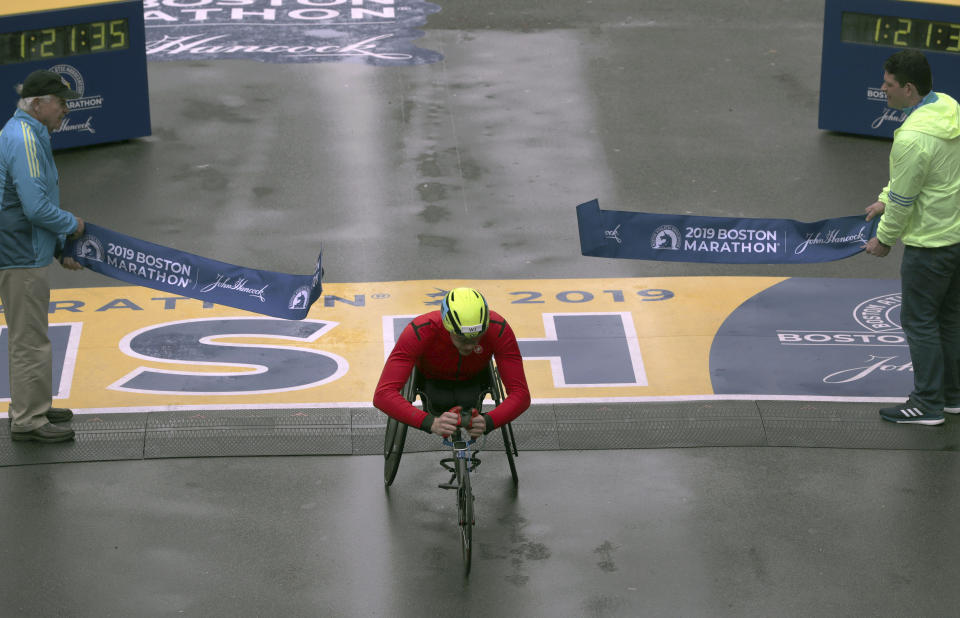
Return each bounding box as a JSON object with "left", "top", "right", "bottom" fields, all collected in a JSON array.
[
  {"left": 430, "top": 406, "right": 462, "bottom": 438},
  {"left": 467, "top": 408, "right": 485, "bottom": 439}
]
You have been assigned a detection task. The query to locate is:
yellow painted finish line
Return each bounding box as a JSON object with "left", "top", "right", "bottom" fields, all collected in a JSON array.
[{"left": 1, "top": 277, "right": 784, "bottom": 413}]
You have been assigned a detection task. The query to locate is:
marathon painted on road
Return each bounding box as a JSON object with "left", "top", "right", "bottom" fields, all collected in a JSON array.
[{"left": 143, "top": 0, "right": 443, "bottom": 65}]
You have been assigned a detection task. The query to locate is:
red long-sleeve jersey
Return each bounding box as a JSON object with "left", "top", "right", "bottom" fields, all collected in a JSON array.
[{"left": 373, "top": 310, "right": 531, "bottom": 431}]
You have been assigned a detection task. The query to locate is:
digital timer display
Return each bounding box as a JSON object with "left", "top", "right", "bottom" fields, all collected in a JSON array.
[
  {"left": 842, "top": 11, "right": 960, "bottom": 54},
  {"left": 821, "top": 0, "right": 960, "bottom": 137},
  {"left": 0, "top": 18, "right": 129, "bottom": 65},
  {"left": 0, "top": 1, "right": 150, "bottom": 149}
]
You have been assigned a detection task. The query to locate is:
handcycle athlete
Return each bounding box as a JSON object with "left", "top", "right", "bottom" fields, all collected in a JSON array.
[{"left": 373, "top": 286, "right": 531, "bottom": 452}]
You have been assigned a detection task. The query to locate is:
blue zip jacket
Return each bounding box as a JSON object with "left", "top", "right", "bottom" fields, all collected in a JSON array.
[{"left": 0, "top": 109, "right": 78, "bottom": 269}]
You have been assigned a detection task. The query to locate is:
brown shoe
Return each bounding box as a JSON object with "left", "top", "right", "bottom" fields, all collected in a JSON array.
[
  {"left": 46, "top": 407, "right": 73, "bottom": 423},
  {"left": 11, "top": 422, "right": 75, "bottom": 443}
]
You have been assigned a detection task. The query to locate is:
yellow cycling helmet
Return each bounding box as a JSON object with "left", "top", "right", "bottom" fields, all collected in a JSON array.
[{"left": 440, "top": 287, "right": 489, "bottom": 338}]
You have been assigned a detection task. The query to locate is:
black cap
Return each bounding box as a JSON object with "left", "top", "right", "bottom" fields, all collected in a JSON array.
[{"left": 19, "top": 70, "right": 79, "bottom": 99}]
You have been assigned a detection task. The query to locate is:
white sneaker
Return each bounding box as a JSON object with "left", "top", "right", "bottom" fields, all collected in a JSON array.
[{"left": 944, "top": 406, "right": 960, "bottom": 414}]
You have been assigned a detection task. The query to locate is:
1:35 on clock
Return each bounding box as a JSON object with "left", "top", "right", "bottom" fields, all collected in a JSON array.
[{"left": 1, "top": 19, "right": 129, "bottom": 65}]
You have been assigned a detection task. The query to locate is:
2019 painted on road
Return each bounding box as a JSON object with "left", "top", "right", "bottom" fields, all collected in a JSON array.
[{"left": 0, "top": 277, "right": 909, "bottom": 414}]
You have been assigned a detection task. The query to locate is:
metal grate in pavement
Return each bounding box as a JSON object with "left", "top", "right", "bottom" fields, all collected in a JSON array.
[
  {"left": 759, "top": 401, "right": 960, "bottom": 450},
  {"left": 145, "top": 408, "right": 354, "bottom": 458},
  {"left": 0, "top": 401, "right": 957, "bottom": 467}
]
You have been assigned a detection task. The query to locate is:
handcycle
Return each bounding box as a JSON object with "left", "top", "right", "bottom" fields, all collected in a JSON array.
[{"left": 382, "top": 362, "right": 519, "bottom": 575}]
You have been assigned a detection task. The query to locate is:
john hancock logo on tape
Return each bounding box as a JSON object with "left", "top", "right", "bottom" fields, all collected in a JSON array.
[{"left": 201, "top": 275, "right": 270, "bottom": 302}]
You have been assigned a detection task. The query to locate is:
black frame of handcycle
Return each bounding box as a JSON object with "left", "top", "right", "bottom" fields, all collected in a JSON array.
[
  {"left": 383, "top": 360, "right": 520, "bottom": 487},
  {"left": 383, "top": 362, "right": 519, "bottom": 487},
  {"left": 381, "top": 362, "right": 518, "bottom": 575}
]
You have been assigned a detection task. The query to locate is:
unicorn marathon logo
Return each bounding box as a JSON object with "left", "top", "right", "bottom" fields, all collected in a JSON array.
[
  {"left": 651, "top": 225, "right": 681, "bottom": 250},
  {"left": 289, "top": 286, "right": 312, "bottom": 310},
  {"left": 76, "top": 235, "right": 104, "bottom": 262}
]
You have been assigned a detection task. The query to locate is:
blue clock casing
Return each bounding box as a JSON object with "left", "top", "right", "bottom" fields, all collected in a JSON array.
[
  {"left": 0, "top": 0, "right": 150, "bottom": 149},
  {"left": 820, "top": 0, "right": 960, "bottom": 137}
]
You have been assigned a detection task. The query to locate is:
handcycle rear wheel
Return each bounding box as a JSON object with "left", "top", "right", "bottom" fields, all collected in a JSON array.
[
  {"left": 383, "top": 417, "right": 407, "bottom": 487},
  {"left": 456, "top": 457, "right": 473, "bottom": 575},
  {"left": 502, "top": 424, "right": 519, "bottom": 486},
  {"left": 487, "top": 366, "right": 519, "bottom": 486}
]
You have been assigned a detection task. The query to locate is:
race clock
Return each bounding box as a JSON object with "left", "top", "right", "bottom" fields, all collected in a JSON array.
[
  {"left": 2, "top": 19, "right": 131, "bottom": 65},
  {"left": 819, "top": 0, "right": 960, "bottom": 137},
  {"left": 0, "top": 0, "right": 150, "bottom": 149}
]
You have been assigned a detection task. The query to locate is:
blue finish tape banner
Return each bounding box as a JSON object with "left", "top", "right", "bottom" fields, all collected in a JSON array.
[
  {"left": 64, "top": 223, "right": 322, "bottom": 320},
  {"left": 577, "top": 199, "right": 878, "bottom": 264}
]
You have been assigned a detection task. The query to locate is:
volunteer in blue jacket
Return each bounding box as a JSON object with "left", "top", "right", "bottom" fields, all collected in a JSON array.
[
  {"left": 0, "top": 70, "right": 85, "bottom": 443},
  {"left": 864, "top": 50, "right": 960, "bottom": 426}
]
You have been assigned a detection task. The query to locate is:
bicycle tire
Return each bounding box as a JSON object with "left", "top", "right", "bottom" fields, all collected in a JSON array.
[
  {"left": 383, "top": 418, "right": 407, "bottom": 487},
  {"left": 457, "top": 458, "right": 473, "bottom": 576},
  {"left": 383, "top": 416, "right": 397, "bottom": 457},
  {"left": 502, "top": 424, "right": 519, "bottom": 486}
]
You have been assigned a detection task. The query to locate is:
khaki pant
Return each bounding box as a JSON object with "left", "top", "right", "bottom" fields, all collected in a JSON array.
[{"left": 0, "top": 266, "right": 52, "bottom": 431}]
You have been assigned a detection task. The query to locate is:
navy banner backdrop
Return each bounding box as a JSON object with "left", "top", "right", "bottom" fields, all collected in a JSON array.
[
  {"left": 65, "top": 223, "right": 323, "bottom": 320},
  {"left": 577, "top": 199, "right": 878, "bottom": 264}
]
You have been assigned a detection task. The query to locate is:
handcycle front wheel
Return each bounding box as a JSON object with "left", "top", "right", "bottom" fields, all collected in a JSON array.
[
  {"left": 384, "top": 417, "right": 407, "bottom": 487},
  {"left": 456, "top": 457, "right": 473, "bottom": 575}
]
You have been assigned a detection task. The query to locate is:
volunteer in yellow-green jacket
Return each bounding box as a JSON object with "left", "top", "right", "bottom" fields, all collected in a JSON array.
[{"left": 864, "top": 50, "right": 960, "bottom": 426}]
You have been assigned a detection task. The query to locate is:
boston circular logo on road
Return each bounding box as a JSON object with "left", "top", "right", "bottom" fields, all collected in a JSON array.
[
  {"left": 144, "top": 0, "right": 443, "bottom": 65},
  {"left": 853, "top": 293, "right": 901, "bottom": 332}
]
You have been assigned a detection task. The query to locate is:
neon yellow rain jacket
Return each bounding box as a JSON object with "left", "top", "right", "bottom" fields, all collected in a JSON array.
[{"left": 878, "top": 91, "right": 960, "bottom": 247}]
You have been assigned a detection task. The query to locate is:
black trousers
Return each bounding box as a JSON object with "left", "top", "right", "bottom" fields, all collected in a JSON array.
[
  {"left": 900, "top": 243, "right": 960, "bottom": 411},
  {"left": 419, "top": 371, "right": 490, "bottom": 416}
]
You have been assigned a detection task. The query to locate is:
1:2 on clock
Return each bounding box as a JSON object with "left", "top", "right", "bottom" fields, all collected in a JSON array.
[
  {"left": 1, "top": 19, "right": 129, "bottom": 65},
  {"left": 842, "top": 12, "right": 960, "bottom": 54}
]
